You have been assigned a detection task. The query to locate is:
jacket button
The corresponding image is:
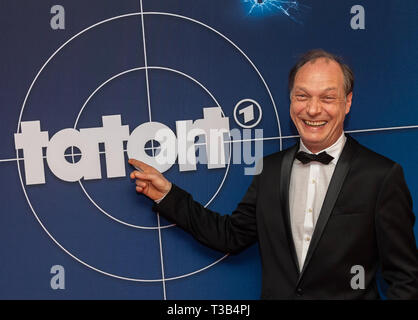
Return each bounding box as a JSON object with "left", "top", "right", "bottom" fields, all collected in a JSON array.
[{"left": 296, "top": 288, "right": 303, "bottom": 296}]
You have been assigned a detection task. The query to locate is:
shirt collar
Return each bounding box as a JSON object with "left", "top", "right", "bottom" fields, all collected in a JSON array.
[{"left": 299, "top": 132, "right": 347, "bottom": 165}]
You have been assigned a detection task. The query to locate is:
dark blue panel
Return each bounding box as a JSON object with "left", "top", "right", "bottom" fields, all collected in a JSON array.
[{"left": 0, "top": 0, "right": 416, "bottom": 299}]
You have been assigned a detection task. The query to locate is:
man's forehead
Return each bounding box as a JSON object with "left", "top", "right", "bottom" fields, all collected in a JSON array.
[
  {"left": 294, "top": 86, "right": 339, "bottom": 92},
  {"left": 294, "top": 59, "right": 345, "bottom": 89}
]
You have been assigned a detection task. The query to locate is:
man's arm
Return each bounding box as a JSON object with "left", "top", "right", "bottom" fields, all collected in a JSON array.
[
  {"left": 129, "top": 159, "right": 258, "bottom": 254},
  {"left": 375, "top": 163, "right": 418, "bottom": 299}
]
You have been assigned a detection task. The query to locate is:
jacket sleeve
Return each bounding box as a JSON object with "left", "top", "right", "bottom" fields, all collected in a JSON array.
[
  {"left": 375, "top": 163, "right": 418, "bottom": 299},
  {"left": 152, "top": 175, "right": 259, "bottom": 254}
]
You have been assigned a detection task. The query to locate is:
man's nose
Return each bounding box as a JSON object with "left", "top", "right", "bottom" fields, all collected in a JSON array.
[{"left": 306, "top": 97, "right": 322, "bottom": 116}]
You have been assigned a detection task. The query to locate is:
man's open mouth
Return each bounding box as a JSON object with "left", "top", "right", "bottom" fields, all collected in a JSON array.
[{"left": 303, "top": 120, "right": 327, "bottom": 127}]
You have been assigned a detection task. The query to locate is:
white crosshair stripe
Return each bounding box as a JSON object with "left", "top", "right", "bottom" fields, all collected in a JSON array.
[
  {"left": 138, "top": 0, "right": 167, "bottom": 300},
  {"left": 4, "top": 124, "right": 418, "bottom": 165},
  {"left": 140, "top": 1, "right": 152, "bottom": 123}
]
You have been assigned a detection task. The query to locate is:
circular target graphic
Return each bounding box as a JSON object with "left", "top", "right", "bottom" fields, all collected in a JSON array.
[{"left": 16, "top": 12, "right": 282, "bottom": 282}]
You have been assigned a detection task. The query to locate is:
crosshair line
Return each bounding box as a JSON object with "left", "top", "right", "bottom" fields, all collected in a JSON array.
[
  {"left": 246, "top": 124, "right": 418, "bottom": 143},
  {"left": 3, "top": 124, "right": 418, "bottom": 163},
  {"left": 139, "top": 0, "right": 152, "bottom": 123},
  {"left": 138, "top": 0, "right": 167, "bottom": 301},
  {"left": 156, "top": 213, "right": 167, "bottom": 300}
]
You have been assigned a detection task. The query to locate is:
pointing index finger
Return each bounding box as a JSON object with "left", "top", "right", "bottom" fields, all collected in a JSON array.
[
  {"left": 128, "top": 158, "right": 150, "bottom": 172},
  {"left": 128, "top": 159, "right": 144, "bottom": 171}
]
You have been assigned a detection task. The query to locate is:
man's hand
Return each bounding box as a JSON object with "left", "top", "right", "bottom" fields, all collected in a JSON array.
[{"left": 128, "top": 158, "right": 172, "bottom": 201}]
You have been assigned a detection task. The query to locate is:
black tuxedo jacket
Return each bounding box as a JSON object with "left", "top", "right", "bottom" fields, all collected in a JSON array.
[{"left": 153, "top": 135, "right": 418, "bottom": 299}]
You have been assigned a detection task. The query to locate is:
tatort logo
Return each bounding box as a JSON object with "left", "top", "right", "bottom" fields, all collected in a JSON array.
[{"left": 14, "top": 107, "right": 263, "bottom": 186}]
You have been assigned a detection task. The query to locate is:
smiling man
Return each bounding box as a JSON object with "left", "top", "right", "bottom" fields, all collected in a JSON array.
[
  {"left": 289, "top": 53, "right": 352, "bottom": 154},
  {"left": 129, "top": 49, "right": 418, "bottom": 299}
]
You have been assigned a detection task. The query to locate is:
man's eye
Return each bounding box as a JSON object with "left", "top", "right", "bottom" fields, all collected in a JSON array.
[
  {"left": 296, "top": 95, "right": 307, "bottom": 100},
  {"left": 322, "top": 96, "right": 336, "bottom": 103}
]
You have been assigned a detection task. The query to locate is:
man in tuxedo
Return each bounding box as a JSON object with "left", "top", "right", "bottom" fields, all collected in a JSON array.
[{"left": 128, "top": 49, "right": 418, "bottom": 299}]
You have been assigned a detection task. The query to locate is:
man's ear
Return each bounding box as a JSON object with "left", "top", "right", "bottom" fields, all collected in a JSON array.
[{"left": 345, "top": 92, "right": 353, "bottom": 115}]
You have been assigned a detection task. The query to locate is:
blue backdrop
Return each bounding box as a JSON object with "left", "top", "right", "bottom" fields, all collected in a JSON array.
[{"left": 0, "top": 0, "right": 417, "bottom": 299}]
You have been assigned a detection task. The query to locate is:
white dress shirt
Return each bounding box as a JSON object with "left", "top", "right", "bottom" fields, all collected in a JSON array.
[{"left": 289, "top": 132, "right": 347, "bottom": 271}]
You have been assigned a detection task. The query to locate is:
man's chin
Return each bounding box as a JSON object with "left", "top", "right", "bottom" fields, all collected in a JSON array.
[{"left": 299, "top": 136, "right": 328, "bottom": 153}]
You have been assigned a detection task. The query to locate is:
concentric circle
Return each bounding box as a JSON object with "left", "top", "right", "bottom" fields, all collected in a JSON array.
[{"left": 16, "top": 12, "right": 282, "bottom": 282}]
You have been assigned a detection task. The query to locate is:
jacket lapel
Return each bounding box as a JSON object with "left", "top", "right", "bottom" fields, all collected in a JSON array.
[
  {"left": 280, "top": 142, "right": 300, "bottom": 273},
  {"left": 296, "top": 135, "right": 359, "bottom": 285}
]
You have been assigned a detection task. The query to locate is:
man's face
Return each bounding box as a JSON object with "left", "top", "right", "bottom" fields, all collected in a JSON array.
[{"left": 290, "top": 58, "right": 352, "bottom": 153}]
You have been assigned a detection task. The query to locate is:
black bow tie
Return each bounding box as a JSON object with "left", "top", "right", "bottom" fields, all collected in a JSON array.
[{"left": 295, "top": 151, "right": 334, "bottom": 165}]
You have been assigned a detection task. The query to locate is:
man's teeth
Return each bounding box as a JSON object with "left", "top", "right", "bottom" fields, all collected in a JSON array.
[{"left": 304, "top": 120, "right": 327, "bottom": 127}]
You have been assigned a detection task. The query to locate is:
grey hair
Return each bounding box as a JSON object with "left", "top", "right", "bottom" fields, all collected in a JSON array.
[{"left": 288, "top": 49, "right": 354, "bottom": 96}]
